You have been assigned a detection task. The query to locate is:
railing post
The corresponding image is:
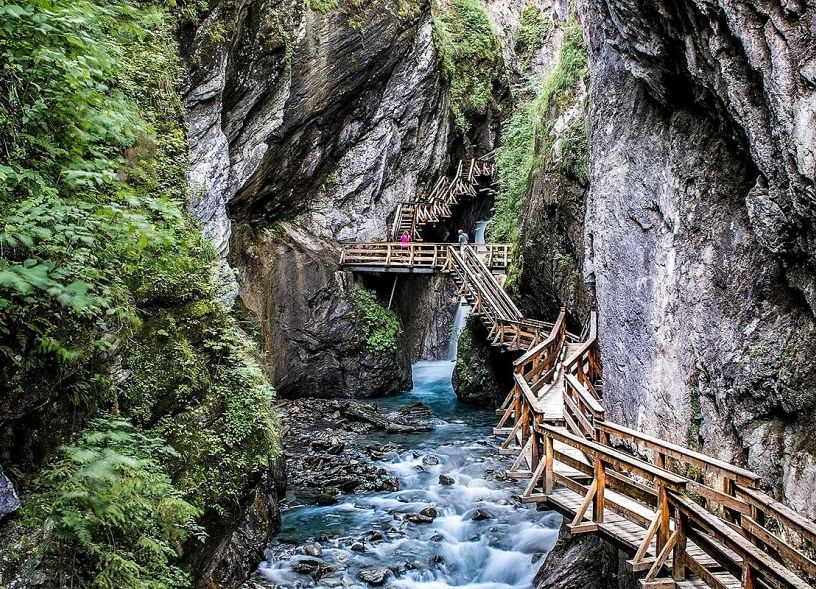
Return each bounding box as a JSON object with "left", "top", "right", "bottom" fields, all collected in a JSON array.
[
  {"left": 742, "top": 564, "right": 755, "bottom": 589},
  {"left": 655, "top": 451, "right": 666, "bottom": 470},
  {"left": 657, "top": 482, "right": 669, "bottom": 552},
  {"left": 544, "top": 432, "right": 554, "bottom": 495},
  {"left": 593, "top": 457, "right": 605, "bottom": 523},
  {"left": 672, "top": 509, "right": 687, "bottom": 581},
  {"left": 723, "top": 478, "right": 738, "bottom": 523}
]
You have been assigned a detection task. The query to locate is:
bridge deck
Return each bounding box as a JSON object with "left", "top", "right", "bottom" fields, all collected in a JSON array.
[{"left": 341, "top": 156, "right": 815, "bottom": 589}]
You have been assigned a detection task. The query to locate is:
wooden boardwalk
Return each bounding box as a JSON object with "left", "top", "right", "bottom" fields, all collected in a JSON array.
[{"left": 339, "top": 156, "right": 816, "bottom": 589}]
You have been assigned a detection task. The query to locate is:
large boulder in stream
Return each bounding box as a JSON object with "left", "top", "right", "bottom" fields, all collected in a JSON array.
[{"left": 452, "top": 317, "right": 514, "bottom": 407}]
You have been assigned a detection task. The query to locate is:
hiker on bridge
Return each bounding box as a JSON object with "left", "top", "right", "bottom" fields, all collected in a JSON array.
[
  {"left": 400, "top": 230, "right": 410, "bottom": 248},
  {"left": 457, "top": 229, "right": 469, "bottom": 250}
]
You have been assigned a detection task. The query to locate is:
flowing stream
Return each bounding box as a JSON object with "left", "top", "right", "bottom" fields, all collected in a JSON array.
[{"left": 256, "top": 361, "right": 561, "bottom": 588}]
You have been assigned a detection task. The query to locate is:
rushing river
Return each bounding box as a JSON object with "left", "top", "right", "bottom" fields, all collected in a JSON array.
[{"left": 255, "top": 361, "right": 561, "bottom": 588}]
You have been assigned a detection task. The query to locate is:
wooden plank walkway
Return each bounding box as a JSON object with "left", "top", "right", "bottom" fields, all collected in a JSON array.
[{"left": 340, "top": 155, "right": 816, "bottom": 589}]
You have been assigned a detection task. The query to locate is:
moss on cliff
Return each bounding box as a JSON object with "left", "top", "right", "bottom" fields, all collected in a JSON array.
[
  {"left": 0, "top": 1, "right": 280, "bottom": 586},
  {"left": 452, "top": 316, "right": 511, "bottom": 406},
  {"left": 351, "top": 285, "right": 403, "bottom": 355},
  {"left": 491, "top": 17, "right": 587, "bottom": 244},
  {"left": 432, "top": 0, "right": 505, "bottom": 132},
  {"left": 514, "top": 4, "right": 551, "bottom": 70}
]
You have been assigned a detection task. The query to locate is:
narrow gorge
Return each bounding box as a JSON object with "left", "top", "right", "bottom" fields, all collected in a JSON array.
[{"left": 0, "top": 1, "right": 814, "bottom": 589}]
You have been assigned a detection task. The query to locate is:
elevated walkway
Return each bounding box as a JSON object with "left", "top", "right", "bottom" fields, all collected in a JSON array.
[{"left": 339, "top": 155, "right": 816, "bottom": 589}]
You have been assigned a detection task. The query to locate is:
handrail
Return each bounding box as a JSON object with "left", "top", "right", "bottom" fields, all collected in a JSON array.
[
  {"left": 390, "top": 158, "right": 493, "bottom": 241},
  {"left": 540, "top": 424, "right": 687, "bottom": 487},
  {"left": 462, "top": 246, "right": 523, "bottom": 320},
  {"left": 564, "top": 374, "right": 605, "bottom": 417},
  {"left": 514, "top": 307, "right": 566, "bottom": 367},
  {"left": 735, "top": 486, "right": 816, "bottom": 545},
  {"left": 670, "top": 493, "right": 812, "bottom": 589},
  {"left": 595, "top": 421, "right": 760, "bottom": 487}
]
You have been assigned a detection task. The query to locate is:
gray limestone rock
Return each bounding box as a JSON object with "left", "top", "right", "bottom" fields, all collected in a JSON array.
[
  {"left": 0, "top": 467, "right": 19, "bottom": 521},
  {"left": 581, "top": 0, "right": 816, "bottom": 517}
]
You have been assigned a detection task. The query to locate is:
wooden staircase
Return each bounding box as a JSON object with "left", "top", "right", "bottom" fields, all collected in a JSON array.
[
  {"left": 389, "top": 157, "right": 494, "bottom": 241},
  {"left": 338, "top": 151, "right": 816, "bottom": 589}
]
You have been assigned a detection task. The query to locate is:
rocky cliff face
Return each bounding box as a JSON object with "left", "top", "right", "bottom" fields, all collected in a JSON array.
[
  {"left": 581, "top": 0, "right": 816, "bottom": 516},
  {"left": 182, "top": 0, "right": 453, "bottom": 398}
]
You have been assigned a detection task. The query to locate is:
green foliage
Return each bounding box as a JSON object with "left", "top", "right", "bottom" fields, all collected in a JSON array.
[
  {"left": 514, "top": 5, "right": 550, "bottom": 70},
  {"left": 23, "top": 419, "right": 201, "bottom": 589},
  {"left": 0, "top": 0, "right": 281, "bottom": 584},
  {"left": 117, "top": 303, "right": 279, "bottom": 510},
  {"left": 452, "top": 319, "right": 492, "bottom": 387},
  {"left": 309, "top": 0, "right": 339, "bottom": 13},
  {"left": 489, "top": 18, "right": 587, "bottom": 243},
  {"left": 688, "top": 386, "right": 703, "bottom": 451},
  {"left": 350, "top": 285, "right": 401, "bottom": 354},
  {"left": 0, "top": 0, "right": 208, "bottom": 400},
  {"left": 432, "top": 0, "right": 504, "bottom": 132},
  {"left": 559, "top": 117, "right": 588, "bottom": 183}
]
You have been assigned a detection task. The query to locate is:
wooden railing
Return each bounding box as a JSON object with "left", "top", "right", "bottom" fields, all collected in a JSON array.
[
  {"left": 523, "top": 421, "right": 815, "bottom": 588},
  {"left": 339, "top": 242, "right": 511, "bottom": 272},
  {"left": 496, "top": 310, "right": 570, "bottom": 466},
  {"left": 390, "top": 157, "right": 494, "bottom": 241},
  {"left": 493, "top": 308, "right": 814, "bottom": 588},
  {"left": 563, "top": 310, "right": 602, "bottom": 396}
]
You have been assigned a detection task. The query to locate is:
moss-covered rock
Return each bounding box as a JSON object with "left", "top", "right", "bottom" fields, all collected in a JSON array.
[
  {"left": 452, "top": 317, "right": 513, "bottom": 407},
  {"left": 432, "top": 0, "right": 506, "bottom": 132}
]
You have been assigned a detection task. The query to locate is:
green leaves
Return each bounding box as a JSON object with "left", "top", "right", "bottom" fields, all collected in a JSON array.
[
  {"left": 350, "top": 285, "right": 402, "bottom": 354},
  {"left": 24, "top": 418, "right": 201, "bottom": 589},
  {"left": 0, "top": 0, "right": 203, "bottom": 394},
  {"left": 490, "top": 17, "right": 588, "bottom": 243},
  {"left": 432, "top": 0, "right": 505, "bottom": 132}
]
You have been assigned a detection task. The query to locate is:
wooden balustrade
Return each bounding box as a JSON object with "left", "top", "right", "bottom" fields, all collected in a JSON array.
[
  {"left": 564, "top": 373, "right": 605, "bottom": 440},
  {"left": 344, "top": 189, "right": 816, "bottom": 589},
  {"left": 530, "top": 422, "right": 814, "bottom": 588},
  {"left": 340, "top": 242, "right": 511, "bottom": 273},
  {"left": 667, "top": 494, "right": 812, "bottom": 589},
  {"left": 534, "top": 424, "right": 686, "bottom": 548},
  {"left": 563, "top": 310, "right": 602, "bottom": 397},
  {"left": 391, "top": 157, "right": 492, "bottom": 240},
  {"left": 449, "top": 246, "right": 521, "bottom": 323}
]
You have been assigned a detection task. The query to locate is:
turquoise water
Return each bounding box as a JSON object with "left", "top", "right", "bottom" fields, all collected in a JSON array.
[{"left": 256, "top": 361, "right": 560, "bottom": 588}]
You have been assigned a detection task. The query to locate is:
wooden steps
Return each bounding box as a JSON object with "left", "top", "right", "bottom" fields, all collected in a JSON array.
[{"left": 674, "top": 573, "right": 742, "bottom": 589}]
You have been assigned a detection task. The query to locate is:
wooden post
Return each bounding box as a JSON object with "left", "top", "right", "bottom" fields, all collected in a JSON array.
[
  {"left": 657, "top": 483, "right": 670, "bottom": 552},
  {"left": 387, "top": 276, "right": 398, "bottom": 309},
  {"left": 743, "top": 564, "right": 755, "bottom": 589},
  {"left": 655, "top": 452, "right": 666, "bottom": 470},
  {"left": 672, "top": 510, "right": 687, "bottom": 580},
  {"left": 723, "top": 478, "right": 737, "bottom": 523},
  {"left": 531, "top": 415, "right": 542, "bottom": 470},
  {"left": 544, "top": 434, "right": 554, "bottom": 495},
  {"left": 593, "top": 457, "right": 605, "bottom": 523}
]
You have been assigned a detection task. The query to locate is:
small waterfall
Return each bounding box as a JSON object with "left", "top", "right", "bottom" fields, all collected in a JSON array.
[
  {"left": 448, "top": 301, "right": 470, "bottom": 360},
  {"left": 474, "top": 220, "right": 487, "bottom": 245},
  {"left": 447, "top": 221, "right": 488, "bottom": 361}
]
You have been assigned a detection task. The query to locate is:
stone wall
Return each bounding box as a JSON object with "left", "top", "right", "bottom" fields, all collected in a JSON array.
[{"left": 581, "top": 0, "right": 816, "bottom": 516}]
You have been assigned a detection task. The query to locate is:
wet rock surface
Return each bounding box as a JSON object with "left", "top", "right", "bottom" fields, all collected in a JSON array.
[
  {"left": 0, "top": 467, "right": 19, "bottom": 521},
  {"left": 583, "top": 0, "right": 816, "bottom": 516},
  {"left": 278, "top": 398, "right": 441, "bottom": 500},
  {"left": 232, "top": 222, "right": 413, "bottom": 400},
  {"left": 533, "top": 525, "right": 625, "bottom": 589},
  {"left": 241, "top": 362, "right": 561, "bottom": 588}
]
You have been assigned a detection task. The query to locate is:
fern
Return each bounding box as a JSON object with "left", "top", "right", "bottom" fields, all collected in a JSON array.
[{"left": 24, "top": 419, "right": 201, "bottom": 589}]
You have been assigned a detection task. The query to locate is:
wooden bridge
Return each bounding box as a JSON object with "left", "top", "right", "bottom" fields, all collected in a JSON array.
[
  {"left": 340, "top": 158, "right": 816, "bottom": 589},
  {"left": 390, "top": 156, "right": 494, "bottom": 241}
]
